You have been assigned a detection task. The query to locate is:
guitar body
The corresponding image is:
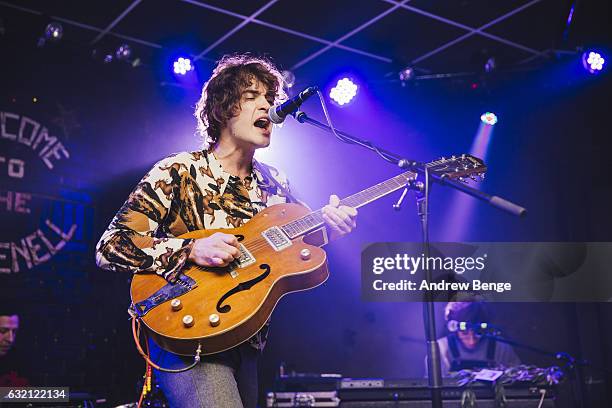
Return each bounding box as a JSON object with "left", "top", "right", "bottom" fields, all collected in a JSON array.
[{"left": 130, "top": 203, "right": 328, "bottom": 356}]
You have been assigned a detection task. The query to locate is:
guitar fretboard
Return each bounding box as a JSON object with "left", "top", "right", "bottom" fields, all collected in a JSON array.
[{"left": 281, "top": 170, "right": 417, "bottom": 239}]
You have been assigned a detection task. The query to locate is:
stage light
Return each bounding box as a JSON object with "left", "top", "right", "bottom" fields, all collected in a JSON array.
[
  {"left": 173, "top": 57, "right": 193, "bottom": 75},
  {"left": 484, "top": 57, "right": 497, "bottom": 73},
  {"left": 480, "top": 112, "right": 498, "bottom": 125},
  {"left": 44, "top": 22, "right": 63, "bottom": 41},
  {"left": 329, "top": 77, "right": 357, "bottom": 106},
  {"left": 582, "top": 51, "right": 605, "bottom": 74},
  {"left": 37, "top": 22, "right": 64, "bottom": 47},
  {"left": 399, "top": 67, "right": 414, "bottom": 82},
  {"left": 282, "top": 70, "right": 296, "bottom": 89},
  {"left": 115, "top": 44, "right": 132, "bottom": 61}
]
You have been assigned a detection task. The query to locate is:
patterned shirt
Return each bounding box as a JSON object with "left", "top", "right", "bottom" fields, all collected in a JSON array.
[{"left": 95, "top": 150, "right": 293, "bottom": 350}]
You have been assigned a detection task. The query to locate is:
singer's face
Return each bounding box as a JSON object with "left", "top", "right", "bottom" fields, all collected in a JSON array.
[
  {"left": 457, "top": 329, "right": 481, "bottom": 350},
  {"left": 223, "top": 80, "right": 276, "bottom": 150}
]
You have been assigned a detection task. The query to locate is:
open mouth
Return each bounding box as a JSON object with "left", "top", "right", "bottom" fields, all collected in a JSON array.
[{"left": 253, "top": 117, "right": 271, "bottom": 130}]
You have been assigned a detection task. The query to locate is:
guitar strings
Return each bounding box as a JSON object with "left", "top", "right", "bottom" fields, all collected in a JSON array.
[{"left": 231, "top": 158, "right": 483, "bottom": 257}]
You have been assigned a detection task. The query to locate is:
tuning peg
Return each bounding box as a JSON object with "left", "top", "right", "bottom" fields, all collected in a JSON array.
[
  {"left": 461, "top": 154, "right": 466, "bottom": 159},
  {"left": 451, "top": 155, "right": 457, "bottom": 160},
  {"left": 479, "top": 173, "right": 486, "bottom": 180}
]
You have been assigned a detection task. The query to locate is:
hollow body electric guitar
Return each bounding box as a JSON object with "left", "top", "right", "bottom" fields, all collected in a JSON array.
[{"left": 130, "top": 155, "right": 486, "bottom": 356}]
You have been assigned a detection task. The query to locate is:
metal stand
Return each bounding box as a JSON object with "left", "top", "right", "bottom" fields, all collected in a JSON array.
[
  {"left": 414, "top": 171, "right": 444, "bottom": 407},
  {"left": 292, "top": 111, "right": 526, "bottom": 408}
]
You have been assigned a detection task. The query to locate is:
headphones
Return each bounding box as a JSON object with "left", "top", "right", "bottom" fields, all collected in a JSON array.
[{"left": 447, "top": 320, "right": 490, "bottom": 333}]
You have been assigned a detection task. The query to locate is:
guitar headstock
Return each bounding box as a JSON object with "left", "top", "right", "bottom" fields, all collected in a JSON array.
[{"left": 426, "top": 154, "right": 487, "bottom": 181}]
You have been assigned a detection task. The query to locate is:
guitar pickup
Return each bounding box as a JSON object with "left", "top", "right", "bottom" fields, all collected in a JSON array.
[{"left": 262, "top": 226, "right": 292, "bottom": 251}]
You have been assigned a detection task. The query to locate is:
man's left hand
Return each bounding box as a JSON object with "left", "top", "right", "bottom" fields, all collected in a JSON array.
[{"left": 322, "top": 194, "right": 357, "bottom": 241}]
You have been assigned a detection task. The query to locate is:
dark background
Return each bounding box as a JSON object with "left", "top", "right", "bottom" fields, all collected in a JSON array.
[{"left": 1, "top": 0, "right": 611, "bottom": 406}]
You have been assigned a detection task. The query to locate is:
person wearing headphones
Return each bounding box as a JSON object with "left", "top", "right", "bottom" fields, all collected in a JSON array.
[{"left": 427, "top": 301, "right": 521, "bottom": 376}]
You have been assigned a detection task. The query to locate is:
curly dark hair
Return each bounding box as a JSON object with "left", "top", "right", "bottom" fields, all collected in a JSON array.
[{"left": 194, "top": 54, "right": 287, "bottom": 149}]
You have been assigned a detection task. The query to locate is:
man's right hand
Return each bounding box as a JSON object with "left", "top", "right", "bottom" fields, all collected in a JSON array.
[{"left": 188, "top": 232, "right": 241, "bottom": 267}]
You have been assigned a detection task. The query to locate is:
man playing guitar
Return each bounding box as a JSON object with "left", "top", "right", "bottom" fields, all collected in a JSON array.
[{"left": 95, "top": 54, "right": 357, "bottom": 408}]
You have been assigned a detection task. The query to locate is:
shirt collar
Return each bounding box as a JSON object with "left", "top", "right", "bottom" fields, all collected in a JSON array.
[{"left": 204, "top": 150, "right": 271, "bottom": 190}]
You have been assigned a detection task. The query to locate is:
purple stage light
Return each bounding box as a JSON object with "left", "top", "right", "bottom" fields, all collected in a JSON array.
[
  {"left": 399, "top": 67, "right": 414, "bottom": 81},
  {"left": 329, "top": 77, "right": 358, "bottom": 106},
  {"left": 173, "top": 57, "right": 193, "bottom": 75},
  {"left": 115, "top": 44, "right": 132, "bottom": 61},
  {"left": 582, "top": 51, "right": 605, "bottom": 74},
  {"left": 480, "top": 112, "right": 498, "bottom": 125}
]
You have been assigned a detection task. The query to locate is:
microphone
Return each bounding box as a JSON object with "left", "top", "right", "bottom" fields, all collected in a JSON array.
[{"left": 268, "top": 86, "right": 318, "bottom": 124}]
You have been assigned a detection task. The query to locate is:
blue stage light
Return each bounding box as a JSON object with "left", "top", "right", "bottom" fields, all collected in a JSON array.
[
  {"left": 582, "top": 51, "right": 605, "bottom": 74},
  {"left": 329, "top": 77, "right": 358, "bottom": 106}
]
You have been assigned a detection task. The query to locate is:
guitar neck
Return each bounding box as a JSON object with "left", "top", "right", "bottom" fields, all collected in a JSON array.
[{"left": 281, "top": 170, "right": 417, "bottom": 239}]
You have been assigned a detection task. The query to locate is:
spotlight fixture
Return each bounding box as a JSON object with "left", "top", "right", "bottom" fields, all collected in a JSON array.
[
  {"left": 173, "top": 57, "right": 193, "bottom": 75},
  {"left": 484, "top": 57, "right": 497, "bottom": 73},
  {"left": 399, "top": 67, "right": 414, "bottom": 82},
  {"left": 281, "top": 70, "right": 296, "bottom": 89},
  {"left": 115, "top": 44, "right": 132, "bottom": 61},
  {"left": 37, "top": 21, "right": 64, "bottom": 47},
  {"left": 329, "top": 77, "right": 358, "bottom": 106},
  {"left": 480, "top": 112, "right": 498, "bottom": 126},
  {"left": 44, "top": 22, "right": 63, "bottom": 41},
  {"left": 582, "top": 51, "right": 605, "bottom": 74}
]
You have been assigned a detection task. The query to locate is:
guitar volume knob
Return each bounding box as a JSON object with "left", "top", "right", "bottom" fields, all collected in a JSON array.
[
  {"left": 182, "top": 315, "right": 195, "bottom": 328},
  {"left": 171, "top": 299, "right": 182, "bottom": 311},
  {"left": 300, "top": 248, "right": 311, "bottom": 260},
  {"left": 209, "top": 314, "right": 220, "bottom": 327}
]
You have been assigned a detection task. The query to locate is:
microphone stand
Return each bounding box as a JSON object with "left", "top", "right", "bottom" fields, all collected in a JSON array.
[{"left": 292, "top": 111, "right": 526, "bottom": 408}]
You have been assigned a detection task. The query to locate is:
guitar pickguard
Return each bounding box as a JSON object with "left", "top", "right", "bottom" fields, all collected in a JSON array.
[{"left": 131, "top": 273, "right": 197, "bottom": 317}]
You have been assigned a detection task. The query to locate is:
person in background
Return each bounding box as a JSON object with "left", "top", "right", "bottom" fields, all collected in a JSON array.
[
  {"left": 426, "top": 301, "right": 521, "bottom": 377},
  {"left": 0, "top": 304, "right": 29, "bottom": 386}
]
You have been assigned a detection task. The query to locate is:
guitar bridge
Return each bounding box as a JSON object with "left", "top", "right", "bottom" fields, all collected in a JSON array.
[
  {"left": 262, "top": 226, "right": 292, "bottom": 251},
  {"left": 228, "top": 244, "right": 255, "bottom": 278}
]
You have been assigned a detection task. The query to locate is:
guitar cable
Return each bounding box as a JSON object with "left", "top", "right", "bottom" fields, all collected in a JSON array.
[
  {"left": 314, "top": 89, "right": 408, "bottom": 166},
  {"left": 131, "top": 316, "right": 203, "bottom": 373}
]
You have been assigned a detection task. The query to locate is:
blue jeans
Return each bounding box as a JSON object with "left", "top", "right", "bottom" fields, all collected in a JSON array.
[{"left": 149, "top": 340, "right": 259, "bottom": 408}]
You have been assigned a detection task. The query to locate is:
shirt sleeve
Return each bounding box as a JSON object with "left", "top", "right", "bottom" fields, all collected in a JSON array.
[{"left": 95, "top": 156, "right": 195, "bottom": 282}]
